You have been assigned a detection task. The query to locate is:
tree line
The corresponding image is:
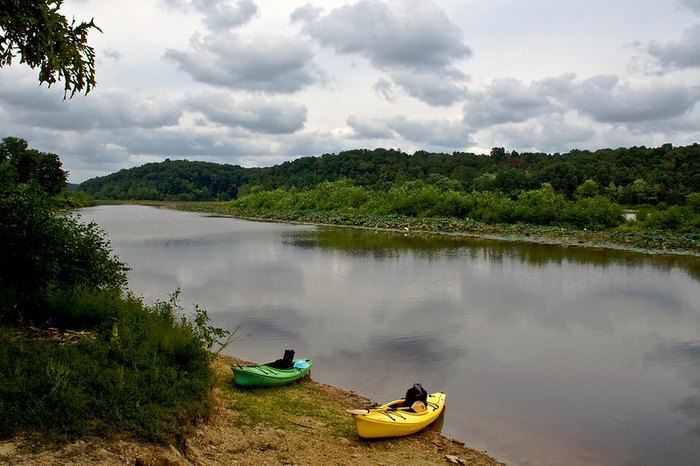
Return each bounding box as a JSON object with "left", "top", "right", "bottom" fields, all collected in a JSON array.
[{"left": 78, "top": 144, "right": 700, "bottom": 208}]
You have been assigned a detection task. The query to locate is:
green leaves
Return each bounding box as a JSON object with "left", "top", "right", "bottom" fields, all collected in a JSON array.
[{"left": 0, "top": 0, "right": 101, "bottom": 97}]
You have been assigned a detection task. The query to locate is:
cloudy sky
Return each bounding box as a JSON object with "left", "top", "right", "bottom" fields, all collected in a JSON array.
[{"left": 1, "top": 0, "right": 700, "bottom": 182}]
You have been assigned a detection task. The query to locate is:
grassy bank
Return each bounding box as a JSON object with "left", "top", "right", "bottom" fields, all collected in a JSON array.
[
  {"left": 0, "top": 290, "right": 219, "bottom": 444},
  {"left": 1, "top": 354, "right": 504, "bottom": 466},
  {"left": 167, "top": 201, "right": 700, "bottom": 256}
]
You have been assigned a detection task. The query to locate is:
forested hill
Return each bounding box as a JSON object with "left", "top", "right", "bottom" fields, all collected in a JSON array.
[{"left": 79, "top": 144, "right": 700, "bottom": 205}]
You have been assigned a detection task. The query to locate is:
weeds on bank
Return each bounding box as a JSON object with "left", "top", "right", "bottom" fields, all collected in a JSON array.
[{"left": 0, "top": 289, "right": 233, "bottom": 444}]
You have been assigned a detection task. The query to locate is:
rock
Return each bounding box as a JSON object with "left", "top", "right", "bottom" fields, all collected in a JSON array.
[{"left": 444, "top": 454, "right": 469, "bottom": 465}]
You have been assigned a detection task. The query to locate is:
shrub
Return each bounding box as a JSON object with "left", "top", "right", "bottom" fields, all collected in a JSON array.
[
  {"left": 0, "top": 184, "right": 128, "bottom": 325},
  {"left": 562, "top": 196, "right": 625, "bottom": 229},
  {"left": 512, "top": 184, "right": 566, "bottom": 225},
  {"left": 0, "top": 291, "right": 220, "bottom": 442}
]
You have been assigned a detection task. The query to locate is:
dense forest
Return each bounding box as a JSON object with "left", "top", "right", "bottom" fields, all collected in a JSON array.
[{"left": 79, "top": 144, "right": 700, "bottom": 206}]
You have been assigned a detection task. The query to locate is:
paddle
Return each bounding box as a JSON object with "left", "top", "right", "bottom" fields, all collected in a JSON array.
[{"left": 345, "top": 401, "right": 427, "bottom": 415}]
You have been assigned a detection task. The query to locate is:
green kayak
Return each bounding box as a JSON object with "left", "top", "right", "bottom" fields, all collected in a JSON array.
[{"left": 232, "top": 358, "right": 313, "bottom": 387}]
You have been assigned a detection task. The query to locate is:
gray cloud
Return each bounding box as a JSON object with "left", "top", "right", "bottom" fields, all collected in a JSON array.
[
  {"left": 0, "top": 80, "right": 182, "bottom": 131},
  {"left": 185, "top": 92, "right": 307, "bottom": 134},
  {"left": 292, "top": 0, "right": 470, "bottom": 69},
  {"left": 484, "top": 115, "right": 596, "bottom": 154},
  {"left": 292, "top": 0, "right": 471, "bottom": 106},
  {"left": 346, "top": 115, "right": 392, "bottom": 139},
  {"left": 347, "top": 113, "right": 472, "bottom": 148},
  {"left": 163, "top": 32, "right": 323, "bottom": 93},
  {"left": 385, "top": 116, "right": 472, "bottom": 148},
  {"left": 646, "top": 24, "right": 700, "bottom": 70},
  {"left": 162, "top": 0, "right": 257, "bottom": 31},
  {"left": 374, "top": 77, "right": 395, "bottom": 101},
  {"left": 463, "top": 78, "right": 556, "bottom": 128},
  {"left": 390, "top": 69, "right": 467, "bottom": 106},
  {"left": 465, "top": 73, "right": 700, "bottom": 128},
  {"left": 101, "top": 48, "right": 123, "bottom": 61},
  {"left": 192, "top": 0, "right": 257, "bottom": 31},
  {"left": 680, "top": 0, "right": 700, "bottom": 14},
  {"left": 540, "top": 74, "right": 700, "bottom": 123}
]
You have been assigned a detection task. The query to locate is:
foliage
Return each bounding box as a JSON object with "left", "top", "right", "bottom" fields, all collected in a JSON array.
[
  {"left": 227, "top": 179, "right": 700, "bottom": 234},
  {"left": 512, "top": 184, "right": 565, "bottom": 225},
  {"left": 0, "top": 290, "right": 219, "bottom": 442},
  {"left": 52, "top": 188, "right": 95, "bottom": 209},
  {"left": 561, "top": 196, "right": 625, "bottom": 229},
  {"left": 0, "top": 138, "right": 233, "bottom": 444},
  {"left": 640, "top": 205, "right": 700, "bottom": 232},
  {"left": 0, "top": 184, "right": 128, "bottom": 325},
  {"left": 79, "top": 158, "right": 250, "bottom": 201},
  {"left": 0, "top": 0, "right": 101, "bottom": 97},
  {"left": 78, "top": 144, "right": 700, "bottom": 211},
  {"left": 1, "top": 137, "right": 127, "bottom": 325},
  {"left": 0, "top": 136, "right": 66, "bottom": 195}
]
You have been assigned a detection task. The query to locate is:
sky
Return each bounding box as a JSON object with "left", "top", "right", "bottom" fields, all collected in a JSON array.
[{"left": 1, "top": 0, "right": 700, "bottom": 183}]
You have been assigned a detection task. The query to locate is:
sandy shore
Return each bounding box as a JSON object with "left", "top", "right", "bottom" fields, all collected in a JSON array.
[{"left": 1, "top": 355, "right": 504, "bottom": 466}]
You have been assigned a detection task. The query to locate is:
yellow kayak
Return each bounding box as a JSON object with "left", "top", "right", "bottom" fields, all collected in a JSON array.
[{"left": 347, "top": 392, "right": 446, "bottom": 439}]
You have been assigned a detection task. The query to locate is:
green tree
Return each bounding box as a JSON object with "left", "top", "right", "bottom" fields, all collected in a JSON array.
[
  {"left": 0, "top": 0, "right": 101, "bottom": 97},
  {"left": 631, "top": 178, "right": 660, "bottom": 205},
  {"left": 513, "top": 183, "right": 566, "bottom": 225},
  {"left": 0, "top": 138, "right": 127, "bottom": 324},
  {"left": 0, "top": 136, "right": 66, "bottom": 195},
  {"left": 575, "top": 179, "right": 600, "bottom": 199},
  {"left": 687, "top": 192, "right": 700, "bottom": 213}
]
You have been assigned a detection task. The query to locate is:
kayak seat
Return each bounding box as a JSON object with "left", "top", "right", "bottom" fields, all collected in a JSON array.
[
  {"left": 402, "top": 382, "right": 428, "bottom": 409},
  {"left": 410, "top": 401, "right": 427, "bottom": 412},
  {"left": 267, "top": 349, "right": 295, "bottom": 369}
]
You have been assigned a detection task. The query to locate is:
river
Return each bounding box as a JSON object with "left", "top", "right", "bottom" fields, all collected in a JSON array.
[{"left": 78, "top": 205, "right": 700, "bottom": 466}]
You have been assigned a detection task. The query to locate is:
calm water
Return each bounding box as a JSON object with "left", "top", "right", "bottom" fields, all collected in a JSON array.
[{"left": 78, "top": 205, "right": 700, "bottom": 466}]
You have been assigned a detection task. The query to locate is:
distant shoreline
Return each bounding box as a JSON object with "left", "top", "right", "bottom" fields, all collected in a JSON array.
[{"left": 149, "top": 201, "right": 700, "bottom": 258}]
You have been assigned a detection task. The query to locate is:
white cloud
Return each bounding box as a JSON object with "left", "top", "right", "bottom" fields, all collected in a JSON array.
[{"left": 0, "top": 0, "right": 698, "bottom": 182}]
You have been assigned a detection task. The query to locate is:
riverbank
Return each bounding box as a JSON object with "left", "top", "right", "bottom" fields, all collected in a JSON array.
[
  {"left": 1, "top": 354, "right": 503, "bottom": 465},
  {"left": 160, "top": 201, "right": 700, "bottom": 257}
]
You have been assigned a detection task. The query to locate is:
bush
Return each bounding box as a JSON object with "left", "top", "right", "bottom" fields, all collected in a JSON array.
[
  {"left": 562, "top": 196, "right": 625, "bottom": 229},
  {"left": 0, "top": 291, "right": 219, "bottom": 442},
  {"left": 512, "top": 184, "right": 566, "bottom": 225},
  {"left": 641, "top": 205, "right": 699, "bottom": 232},
  {"left": 0, "top": 184, "right": 128, "bottom": 325}
]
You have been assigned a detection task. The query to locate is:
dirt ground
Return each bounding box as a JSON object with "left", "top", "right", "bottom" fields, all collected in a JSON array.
[{"left": 0, "top": 355, "right": 504, "bottom": 466}]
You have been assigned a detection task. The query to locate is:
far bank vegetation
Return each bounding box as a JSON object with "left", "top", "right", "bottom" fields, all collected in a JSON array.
[{"left": 78, "top": 145, "right": 700, "bottom": 240}]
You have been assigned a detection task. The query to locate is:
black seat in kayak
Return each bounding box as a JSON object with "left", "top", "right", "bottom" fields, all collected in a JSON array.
[
  {"left": 268, "top": 349, "right": 295, "bottom": 369},
  {"left": 402, "top": 382, "right": 428, "bottom": 408}
]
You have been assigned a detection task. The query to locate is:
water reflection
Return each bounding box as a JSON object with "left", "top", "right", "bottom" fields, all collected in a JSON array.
[
  {"left": 646, "top": 340, "right": 700, "bottom": 444},
  {"left": 78, "top": 206, "right": 700, "bottom": 466},
  {"left": 286, "top": 227, "right": 700, "bottom": 279}
]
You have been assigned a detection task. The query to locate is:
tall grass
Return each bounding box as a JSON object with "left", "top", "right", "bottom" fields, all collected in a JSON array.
[{"left": 0, "top": 289, "right": 222, "bottom": 443}]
